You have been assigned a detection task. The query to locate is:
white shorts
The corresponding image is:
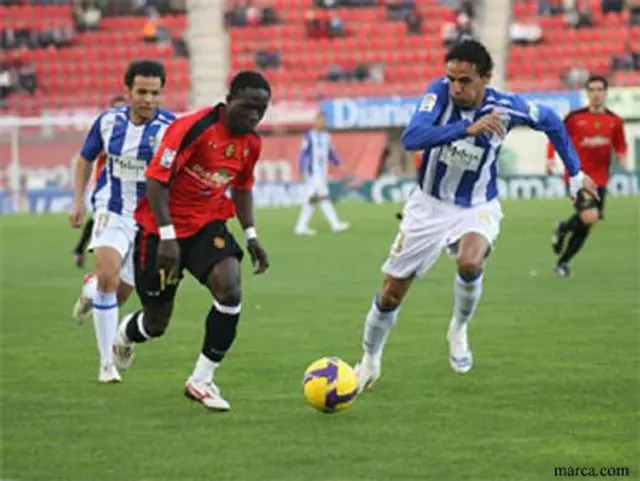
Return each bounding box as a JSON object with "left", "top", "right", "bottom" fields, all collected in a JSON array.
[
  {"left": 87, "top": 210, "right": 137, "bottom": 287},
  {"left": 382, "top": 189, "right": 503, "bottom": 279},
  {"left": 305, "top": 176, "right": 330, "bottom": 198}
]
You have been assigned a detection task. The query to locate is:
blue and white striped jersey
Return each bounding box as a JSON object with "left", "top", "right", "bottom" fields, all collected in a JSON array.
[
  {"left": 81, "top": 106, "right": 176, "bottom": 217},
  {"left": 299, "top": 129, "right": 342, "bottom": 180},
  {"left": 402, "top": 78, "right": 581, "bottom": 207}
]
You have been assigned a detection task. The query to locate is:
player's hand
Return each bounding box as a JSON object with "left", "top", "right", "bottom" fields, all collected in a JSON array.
[
  {"left": 580, "top": 173, "right": 600, "bottom": 200},
  {"left": 157, "top": 239, "right": 181, "bottom": 289},
  {"left": 69, "top": 203, "right": 84, "bottom": 228},
  {"left": 466, "top": 111, "right": 506, "bottom": 139},
  {"left": 247, "top": 238, "right": 269, "bottom": 275},
  {"left": 568, "top": 172, "right": 599, "bottom": 201}
]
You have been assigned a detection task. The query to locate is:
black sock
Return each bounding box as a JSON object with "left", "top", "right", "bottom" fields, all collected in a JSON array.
[
  {"left": 73, "top": 218, "right": 94, "bottom": 254},
  {"left": 125, "top": 310, "right": 151, "bottom": 343},
  {"left": 558, "top": 221, "right": 591, "bottom": 265},
  {"left": 202, "top": 302, "right": 241, "bottom": 363}
]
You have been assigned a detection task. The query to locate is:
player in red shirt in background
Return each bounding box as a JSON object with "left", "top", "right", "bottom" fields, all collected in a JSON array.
[
  {"left": 112, "top": 71, "right": 271, "bottom": 411},
  {"left": 72, "top": 94, "right": 127, "bottom": 268},
  {"left": 547, "top": 75, "right": 627, "bottom": 278}
]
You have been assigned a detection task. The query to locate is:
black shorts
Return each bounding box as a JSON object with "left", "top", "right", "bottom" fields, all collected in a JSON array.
[
  {"left": 134, "top": 221, "right": 244, "bottom": 305},
  {"left": 573, "top": 186, "right": 607, "bottom": 219}
]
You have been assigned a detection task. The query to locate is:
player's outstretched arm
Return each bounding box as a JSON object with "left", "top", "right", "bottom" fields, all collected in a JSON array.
[
  {"left": 512, "top": 98, "right": 598, "bottom": 199},
  {"left": 401, "top": 81, "right": 471, "bottom": 151}
]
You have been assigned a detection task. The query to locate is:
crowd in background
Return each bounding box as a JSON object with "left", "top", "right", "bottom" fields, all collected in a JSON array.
[
  {"left": 512, "top": 0, "right": 639, "bottom": 88},
  {"left": 0, "top": 0, "right": 189, "bottom": 108}
]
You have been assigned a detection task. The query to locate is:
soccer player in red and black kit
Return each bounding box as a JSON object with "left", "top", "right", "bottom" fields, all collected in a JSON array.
[
  {"left": 547, "top": 75, "right": 627, "bottom": 278},
  {"left": 111, "top": 71, "right": 271, "bottom": 411}
]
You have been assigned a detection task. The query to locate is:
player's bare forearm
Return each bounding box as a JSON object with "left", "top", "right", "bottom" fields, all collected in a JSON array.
[
  {"left": 147, "top": 178, "right": 174, "bottom": 227},
  {"left": 231, "top": 188, "right": 254, "bottom": 229},
  {"left": 74, "top": 156, "right": 92, "bottom": 204}
]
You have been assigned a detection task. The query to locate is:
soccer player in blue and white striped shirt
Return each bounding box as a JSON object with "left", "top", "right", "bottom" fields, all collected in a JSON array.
[
  {"left": 69, "top": 60, "right": 176, "bottom": 383},
  {"left": 294, "top": 112, "right": 350, "bottom": 235},
  {"left": 354, "top": 40, "right": 599, "bottom": 388}
]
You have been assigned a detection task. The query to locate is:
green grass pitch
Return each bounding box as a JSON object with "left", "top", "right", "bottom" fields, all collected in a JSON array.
[{"left": 1, "top": 198, "right": 639, "bottom": 481}]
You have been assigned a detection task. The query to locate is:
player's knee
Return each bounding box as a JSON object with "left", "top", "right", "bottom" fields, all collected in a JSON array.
[
  {"left": 141, "top": 303, "right": 173, "bottom": 338},
  {"left": 95, "top": 269, "right": 120, "bottom": 292},
  {"left": 379, "top": 276, "right": 411, "bottom": 309},
  {"left": 145, "top": 318, "right": 169, "bottom": 338},
  {"left": 142, "top": 312, "right": 170, "bottom": 338},
  {"left": 214, "top": 281, "right": 242, "bottom": 307},
  {"left": 456, "top": 256, "right": 483, "bottom": 278},
  {"left": 579, "top": 208, "right": 599, "bottom": 226}
]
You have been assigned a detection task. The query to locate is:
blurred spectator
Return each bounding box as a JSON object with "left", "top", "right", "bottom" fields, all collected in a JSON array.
[
  {"left": 510, "top": 18, "right": 543, "bottom": 45},
  {"left": 73, "top": 1, "right": 102, "bottom": 32},
  {"left": 405, "top": 10, "right": 422, "bottom": 34},
  {"left": 172, "top": 36, "right": 190, "bottom": 57},
  {"left": 0, "top": 61, "right": 12, "bottom": 108},
  {"left": 442, "top": 8, "right": 475, "bottom": 47},
  {"left": 629, "top": 0, "right": 640, "bottom": 26},
  {"left": 327, "top": 16, "right": 345, "bottom": 37},
  {"left": 601, "top": 0, "right": 624, "bottom": 14},
  {"left": 327, "top": 63, "right": 346, "bottom": 82},
  {"left": 143, "top": 8, "right": 171, "bottom": 44},
  {"left": 17, "top": 62, "right": 37, "bottom": 95},
  {"left": 564, "top": 0, "right": 593, "bottom": 28},
  {"left": 255, "top": 50, "right": 281, "bottom": 69},
  {"left": 224, "top": 0, "right": 279, "bottom": 28},
  {"left": 305, "top": 9, "right": 345, "bottom": 38},
  {"left": 611, "top": 41, "right": 640, "bottom": 71},
  {"left": 386, "top": 0, "right": 415, "bottom": 22},
  {"left": 562, "top": 65, "right": 589, "bottom": 88}
]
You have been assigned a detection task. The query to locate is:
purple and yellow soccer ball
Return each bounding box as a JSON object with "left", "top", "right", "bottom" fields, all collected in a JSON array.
[{"left": 302, "top": 357, "right": 358, "bottom": 413}]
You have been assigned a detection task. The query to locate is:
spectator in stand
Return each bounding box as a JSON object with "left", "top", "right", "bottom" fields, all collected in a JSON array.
[
  {"left": 510, "top": 17, "right": 543, "bottom": 45},
  {"left": 602, "top": 0, "right": 624, "bottom": 14},
  {"left": 143, "top": 8, "right": 171, "bottom": 44},
  {"left": 611, "top": 41, "right": 640, "bottom": 71},
  {"left": 0, "top": 59, "right": 13, "bottom": 108},
  {"left": 629, "top": 0, "right": 640, "bottom": 25},
  {"left": 405, "top": 10, "right": 422, "bottom": 34},
  {"left": 564, "top": 0, "right": 593, "bottom": 28},
  {"left": 73, "top": 0, "right": 102, "bottom": 32}
]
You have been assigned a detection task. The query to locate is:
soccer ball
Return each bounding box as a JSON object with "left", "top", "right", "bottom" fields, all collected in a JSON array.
[{"left": 302, "top": 356, "right": 358, "bottom": 413}]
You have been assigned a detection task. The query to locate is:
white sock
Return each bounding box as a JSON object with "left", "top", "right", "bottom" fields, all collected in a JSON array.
[
  {"left": 453, "top": 272, "right": 484, "bottom": 328},
  {"left": 83, "top": 275, "right": 98, "bottom": 300},
  {"left": 191, "top": 353, "right": 219, "bottom": 383},
  {"left": 295, "top": 202, "right": 315, "bottom": 231},
  {"left": 92, "top": 290, "right": 118, "bottom": 365},
  {"left": 362, "top": 296, "right": 399, "bottom": 364},
  {"left": 319, "top": 199, "right": 341, "bottom": 228}
]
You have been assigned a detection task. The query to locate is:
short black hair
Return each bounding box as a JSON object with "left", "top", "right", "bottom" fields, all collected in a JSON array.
[
  {"left": 228, "top": 70, "right": 271, "bottom": 99},
  {"left": 124, "top": 60, "right": 166, "bottom": 88},
  {"left": 445, "top": 40, "right": 494, "bottom": 77},
  {"left": 585, "top": 74, "right": 608, "bottom": 90}
]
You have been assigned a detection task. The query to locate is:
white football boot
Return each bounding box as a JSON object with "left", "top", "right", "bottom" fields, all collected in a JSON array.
[
  {"left": 295, "top": 227, "right": 317, "bottom": 236},
  {"left": 354, "top": 354, "right": 381, "bottom": 393},
  {"left": 72, "top": 273, "right": 97, "bottom": 324},
  {"left": 332, "top": 222, "right": 350, "bottom": 233},
  {"left": 112, "top": 317, "right": 136, "bottom": 372},
  {"left": 98, "top": 362, "right": 122, "bottom": 384},
  {"left": 447, "top": 318, "right": 473, "bottom": 374},
  {"left": 184, "top": 378, "right": 231, "bottom": 412}
]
